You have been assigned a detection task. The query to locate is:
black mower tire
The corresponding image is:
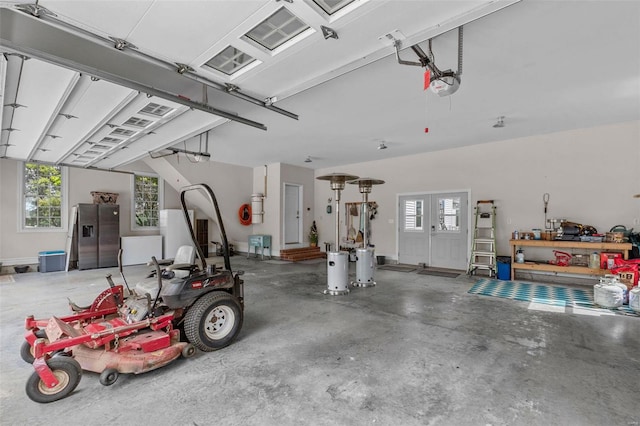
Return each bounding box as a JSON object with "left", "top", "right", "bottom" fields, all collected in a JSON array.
[
  {"left": 99, "top": 368, "right": 119, "bottom": 386},
  {"left": 20, "top": 330, "right": 47, "bottom": 364},
  {"left": 25, "top": 357, "right": 82, "bottom": 403},
  {"left": 183, "top": 292, "right": 243, "bottom": 352}
]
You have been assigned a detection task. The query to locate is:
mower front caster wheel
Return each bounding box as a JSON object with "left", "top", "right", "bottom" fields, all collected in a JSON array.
[
  {"left": 184, "top": 292, "right": 243, "bottom": 352},
  {"left": 182, "top": 344, "right": 196, "bottom": 358},
  {"left": 99, "top": 368, "right": 119, "bottom": 386},
  {"left": 26, "top": 357, "right": 82, "bottom": 403},
  {"left": 20, "top": 330, "right": 48, "bottom": 364}
]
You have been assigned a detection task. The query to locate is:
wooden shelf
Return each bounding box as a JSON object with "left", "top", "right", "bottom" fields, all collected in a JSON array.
[
  {"left": 509, "top": 239, "right": 632, "bottom": 252},
  {"left": 512, "top": 262, "right": 606, "bottom": 275},
  {"left": 509, "top": 239, "right": 631, "bottom": 278}
]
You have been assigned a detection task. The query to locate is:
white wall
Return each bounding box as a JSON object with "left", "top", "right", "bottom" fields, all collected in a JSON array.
[
  {"left": 152, "top": 155, "right": 254, "bottom": 253},
  {"left": 314, "top": 121, "right": 640, "bottom": 261},
  {"left": 2, "top": 120, "right": 638, "bottom": 266},
  {"left": 0, "top": 159, "right": 180, "bottom": 265},
  {"left": 251, "top": 163, "right": 315, "bottom": 256}
]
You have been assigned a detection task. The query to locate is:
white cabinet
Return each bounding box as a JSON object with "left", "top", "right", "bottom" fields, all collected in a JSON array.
[{"left": 120, "top": 236, "right": 163, "bottom": 266}]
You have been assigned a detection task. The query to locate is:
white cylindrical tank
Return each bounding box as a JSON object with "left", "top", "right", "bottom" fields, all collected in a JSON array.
[
  {"left": 251, "top": 193, "right": 263, "bottom": 224},
  {"left": 354, "top": 248, "right": 375, "bottom": 287},
  {"left": 325, "top": 251, "right": 349, "bottom": 295},
  {"left": 629, "top": 287, "right": 640, "bottom": 312}
]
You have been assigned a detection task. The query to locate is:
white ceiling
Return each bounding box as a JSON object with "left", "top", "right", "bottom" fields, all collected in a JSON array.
[{"left": 1, "top": 0, "right": 639, "bottom": 171}]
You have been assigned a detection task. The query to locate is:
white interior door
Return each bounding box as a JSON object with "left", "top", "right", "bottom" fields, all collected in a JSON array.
[
  {"left": 284, "top": 183, "right": 302, "bottom": 245},
  {"left": 398, "top": 192, "right": 469, "bottom": 269},
  {"left": 430, "top": 192, "right": 468, "bottom": 270},
  {"left": 398, "top": 195, "right": 429, "bottom": 265}
]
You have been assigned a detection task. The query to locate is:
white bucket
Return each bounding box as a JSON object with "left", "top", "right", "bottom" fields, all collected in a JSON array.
[{"left": 251, "top": 193, "right": 263, "bottom": 224}]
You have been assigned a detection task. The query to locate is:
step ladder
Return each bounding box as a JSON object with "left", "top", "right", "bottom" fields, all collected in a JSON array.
[{"left": 467, "top": 200, "right": 497, "bottom": 277}]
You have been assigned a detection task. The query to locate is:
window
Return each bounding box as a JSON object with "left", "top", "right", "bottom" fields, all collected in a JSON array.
[
  {"left": 21, "top": 162, "right": 67, "bottom": 230},
  {"left": 205, "top": 46, "right": 257, "bottom": 75},
  {"left": 133, "top": 174, "right": 163, "bottom": 228},
  {"left": 244, "top": 8, "right": 310, "bottom": 51},
  {"left": 312, "top": 0, "right": 356, "bottom": 15},
  {"left": 438, "top": 197, "right": 461, "bottom": 231},
  {"left": 122, "top": 117, "right": 152, "bottom": 128},
  {"left": 404, "top": 199, "right": 423, "bottom": 231},
  {"left": 139, "top": 103, "right": 173, "bottom": 117}
]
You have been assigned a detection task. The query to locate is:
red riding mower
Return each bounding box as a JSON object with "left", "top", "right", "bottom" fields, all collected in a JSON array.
[{"left": 20, "top": 184, "right": 244, "bottom": 403}]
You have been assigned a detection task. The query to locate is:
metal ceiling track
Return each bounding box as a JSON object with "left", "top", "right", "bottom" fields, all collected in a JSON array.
[
  {"left": 12, "top": 3, "right": 298, "bottom": 121},
  {"left": 0, "top": 6, "right": 268, "bottom": 131}
]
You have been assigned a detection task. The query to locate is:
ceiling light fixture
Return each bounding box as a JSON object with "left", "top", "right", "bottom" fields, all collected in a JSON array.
[
  {"left": 304, "top": 156, "right": 312, "bottom": 163},
  {"left": 493, "top": 116, "right": 505, "bottom": 128},
  {"left": 377, "top": 142, "right": 387, "bottom": 150}
]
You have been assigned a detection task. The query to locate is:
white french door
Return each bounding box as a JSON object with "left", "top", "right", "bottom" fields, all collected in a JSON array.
[{"left": 398, "top": 191, "right": 468, "bottom": 269}]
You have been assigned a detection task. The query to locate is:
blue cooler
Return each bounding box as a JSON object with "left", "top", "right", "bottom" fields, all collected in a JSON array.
[
  {"left": 38, "top": 251, "right": 66, "bottom": 272},
  {"left": 496, "top": 256, "right": 511, "bottom": 280}
]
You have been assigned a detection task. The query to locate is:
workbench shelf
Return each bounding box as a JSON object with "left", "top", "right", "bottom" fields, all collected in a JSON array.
[{"left": 509, "top": 239, "right": 631, "bottom": 279}]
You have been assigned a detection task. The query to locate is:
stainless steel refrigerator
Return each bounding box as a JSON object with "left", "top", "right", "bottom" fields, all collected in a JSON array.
[{"left": 76, "top": 203, "right": 120, "bottom": 270}]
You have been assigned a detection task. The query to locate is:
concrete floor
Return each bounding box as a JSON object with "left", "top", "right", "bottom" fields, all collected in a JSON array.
[{"left": 0, "top": 256, "right": 638, "bottom": 426}]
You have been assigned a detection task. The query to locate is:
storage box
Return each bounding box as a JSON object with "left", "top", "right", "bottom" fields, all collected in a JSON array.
[
  {"left": 38, "top": 251, "right": 66, "bottom": 273},
  {"left": 570, "top": 253, "right": 589, "bottom": 267}
]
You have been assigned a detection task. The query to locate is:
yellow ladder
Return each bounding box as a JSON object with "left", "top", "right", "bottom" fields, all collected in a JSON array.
[{"left": 467, "top": 200, "right": 497, "bottom": 277}]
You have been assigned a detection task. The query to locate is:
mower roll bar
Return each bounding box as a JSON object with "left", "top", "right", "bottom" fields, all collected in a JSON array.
[{"left": 179, "top": 183, "right": 232, "bottom": 272}]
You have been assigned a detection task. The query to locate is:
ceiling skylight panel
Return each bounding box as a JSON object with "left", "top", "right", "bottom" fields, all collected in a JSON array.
[
  {"left": 244, "top": 8, "right": 310, "bottom": 51},
  {"left": 312, "top": 0, "right": 356, "bottom": 15},
  {"left": 110, "top": 128, "right": 136, "bottom": 137},
  {"left": 205, "top": 46, "right": 257, "bottom": 75},
  {"left": 123, "top": 117, "right": 152, "bottom": 128},
  {"left": 139, "top": 103, "right": 173, "bottom": 117}
]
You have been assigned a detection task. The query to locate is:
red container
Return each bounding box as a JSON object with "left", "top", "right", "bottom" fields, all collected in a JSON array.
[{"left": 600, "top": 252, "right": 623, "bottom": 269}]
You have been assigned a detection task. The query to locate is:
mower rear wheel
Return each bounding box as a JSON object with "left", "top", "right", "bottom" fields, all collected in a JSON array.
[
  {"left": 184, "top": 292, "right": 243, "bottom": 352},
  {"left": 20, "top": 330, "right": 48, "bottom": 364},
  {"left": 25, "top": 357, "right": 82, "bottom": 403},
  {"left": 99, "top": 368, "right": 119, "bottom": 386}
]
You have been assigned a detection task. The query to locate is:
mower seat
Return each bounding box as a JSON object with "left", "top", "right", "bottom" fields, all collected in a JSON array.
[
  {"left": 137, "top": 245, "right": 196, "bottom": 299},
  {"left": 169, "top": 245, "right": 197, "bottom": 279}
]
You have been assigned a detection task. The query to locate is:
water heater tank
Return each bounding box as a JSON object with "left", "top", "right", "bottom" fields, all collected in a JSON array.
[{"left": 251, "top": 193, "right": 263, "bottom": 224}]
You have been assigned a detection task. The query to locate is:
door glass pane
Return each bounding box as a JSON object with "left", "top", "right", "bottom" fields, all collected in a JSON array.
[
  {"left": 438, "top": 197, "right": 460, "bottom": 231},
  {"left": 404, "top": 199, "right": 423, "bottom": 231}
]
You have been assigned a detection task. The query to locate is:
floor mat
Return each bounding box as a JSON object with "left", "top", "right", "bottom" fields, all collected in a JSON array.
[
  {"left": 377, "top": 265, "right": 416, "bottom": 272},
  {"left": 468, "top": 278, "right": 638, "bottom": 317},
  {"left": 416, "top": 269, "right": 462, "bottom": 278}
]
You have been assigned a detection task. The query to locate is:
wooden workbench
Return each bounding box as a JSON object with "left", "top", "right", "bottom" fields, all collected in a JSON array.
[{"left": 509, "top": 239, "right": 632, "bottom": 279}]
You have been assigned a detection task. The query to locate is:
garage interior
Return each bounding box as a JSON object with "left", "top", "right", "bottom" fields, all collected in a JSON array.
[{"left": 0, "top": 0, "right": 639, "bottom": 424}]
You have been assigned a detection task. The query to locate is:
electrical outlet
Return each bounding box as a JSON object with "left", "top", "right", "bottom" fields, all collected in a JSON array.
[
  {"left": 634, "top": 218, "right": 640, "bottom": 226},
  {"left": 507, "top": 217, "right": 512, "bottom": 225}
]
